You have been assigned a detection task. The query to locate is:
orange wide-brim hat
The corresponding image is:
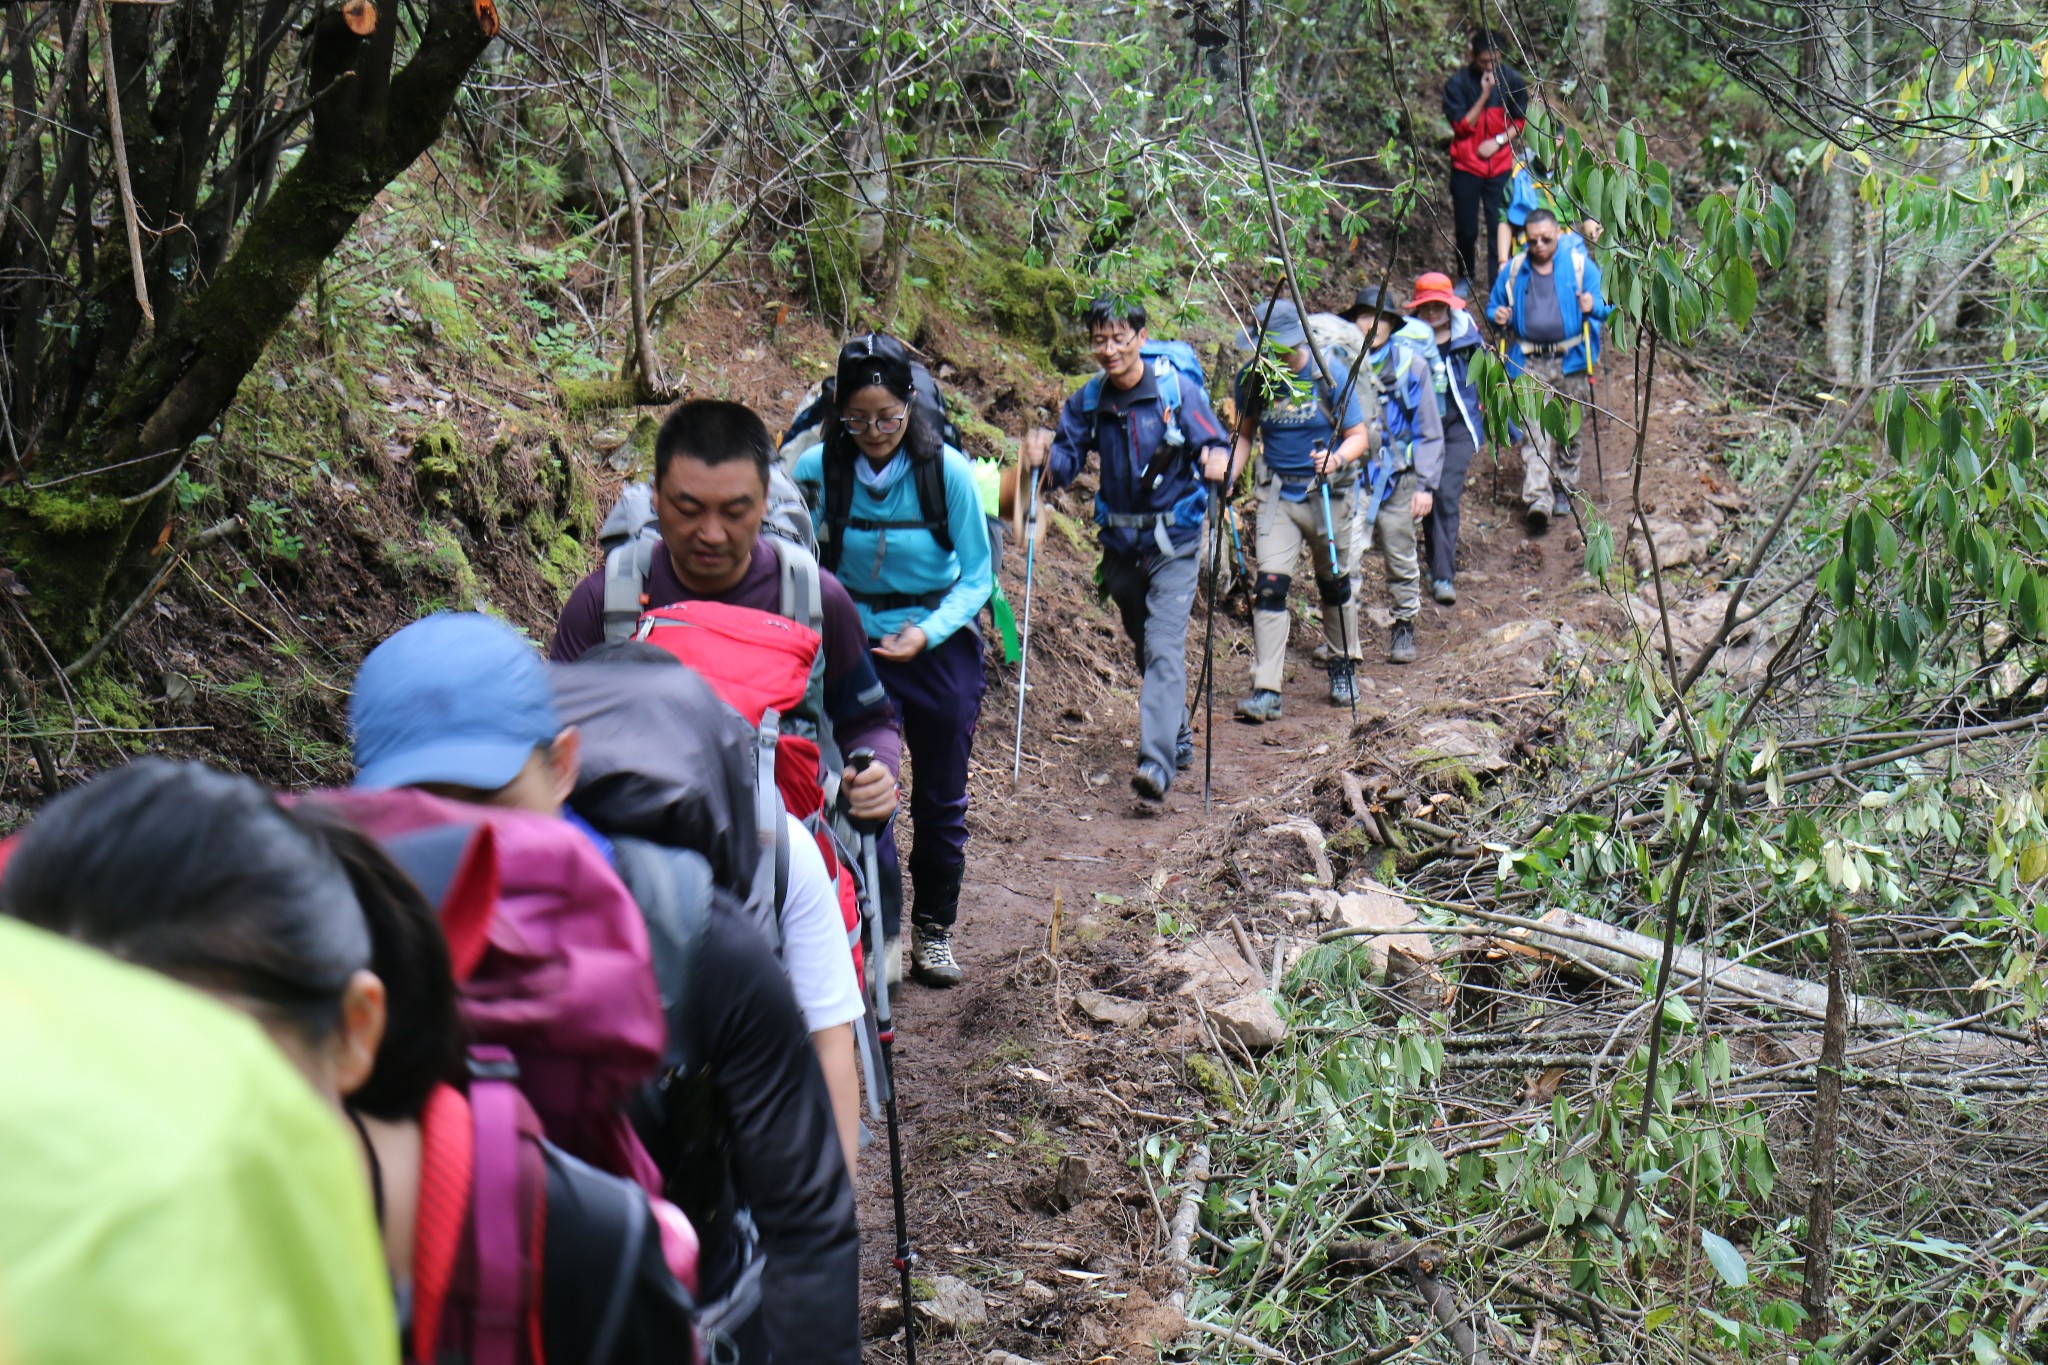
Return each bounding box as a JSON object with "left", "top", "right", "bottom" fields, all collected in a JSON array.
[{"left": 1405, "top": 271, "right": 1467, "bottom": 312}]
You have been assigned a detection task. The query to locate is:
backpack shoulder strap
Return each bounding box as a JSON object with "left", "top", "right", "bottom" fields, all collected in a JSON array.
[
  {"left": 1572, "top": 246, "right": 1586, "bottom": 295},
  {"left": 818, "top": 453, "right": 852, "bottom": 574},
  {"left": 602, "top": 537, "right": 655, "bottom": 644},
  {"left": 411, "top": 1084, "right": 473, "bottom": 1364},
  {"left": 772, "top": 538, "right": 824, "bottom": 635},
  {"left": 467, "top": 1045, "right": 535, "bottom": 1365},
  {"left": 913, "top": 453, "right": 955, "bottom": 555}
]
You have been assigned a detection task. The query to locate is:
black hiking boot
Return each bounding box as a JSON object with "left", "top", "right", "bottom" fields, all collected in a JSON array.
[
  {"left": 1525, "top": 501, "right": 1550, "bottom": 534},
  {"left": 1327, "top": 659, "right": 1359, "bottom": 706},
  {"left": 1388, "top": 619, "right": 1417, "bottom": 664},
  {"left": 1132, "top": 760, "right": 1171, "bottom": 803},
  {"left": 1553, "top": 489, "right": 1572, "bottom": 521},
  {"left": 1175, "top": 726, "right": 1196, "bottom": 771}
]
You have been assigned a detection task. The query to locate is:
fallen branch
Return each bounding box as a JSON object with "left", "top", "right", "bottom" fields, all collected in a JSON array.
[
  {"left": 1327, "top": 1239, "right": 1495, "bottom": 1365},
  {"left": 1182, "top": 1316, "right": 1292, "bottom": 1362},
  {"left": 1166, "top": 1140, "right": 1212, "bottom": 1314}
]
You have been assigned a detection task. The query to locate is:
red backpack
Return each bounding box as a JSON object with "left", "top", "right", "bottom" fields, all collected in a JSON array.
[{"left": 634, "top": 598, "right": 865, "bottom": 977}]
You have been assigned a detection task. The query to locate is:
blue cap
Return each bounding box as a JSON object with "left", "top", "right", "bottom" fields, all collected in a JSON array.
[
  {"left": 349, "top": 613, "right": 560, "bottom": 792},
  {"left": 1237, "top": 299, "right": 1308, "bottom": 351}
]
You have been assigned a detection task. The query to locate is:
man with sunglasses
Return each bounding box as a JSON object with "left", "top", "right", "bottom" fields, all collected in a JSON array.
[
  {"left": 1021, "top": 297, "right": 1232, "bottom": 804},
  {"left": 1488, "top": 208, "right": 1611, "bottom": 532}
]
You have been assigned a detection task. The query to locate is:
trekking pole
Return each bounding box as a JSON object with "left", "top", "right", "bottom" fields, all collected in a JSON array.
[
  {"left": 847, "top": 749, "right": 918, "bottom": 1365},
  {"left": 1582, "top": 320, "right": 1604, "bottom": 492},
  {"left": 1318, "top": 474, "right": 1359, "bottom": 727},
  {"left": 1201, "top": 479, "right": 1225, "bottom": 814},
  {"left": 1010, "top": 462, "right": 1044, "bottom": 785}
]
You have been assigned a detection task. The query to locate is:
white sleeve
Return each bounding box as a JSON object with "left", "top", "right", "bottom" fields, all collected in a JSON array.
[{"left": 777, "top": 812, "right": 866, "bottom": 1032}]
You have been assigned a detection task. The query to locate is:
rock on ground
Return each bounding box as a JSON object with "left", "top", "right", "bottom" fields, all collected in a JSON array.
[
  {"left": 1204, "top": 992, "right": 1287, "bottom": 1052},
  {"left": 917, "top": 1275, "right": 989, "bottom": 1335},
  {"left": 1310, "top": 882, "right": 1436, "bottom": 978},
  {"left": 1257, "top": 815, "right": 1334, "bottom": 886},
  {"left": 1408, "top": 718, "right": 1510, "bottom": 789},
  {"left": 1075, "top": 989, "right": 1149, "bottom": 1028},
  {"left": 1156, "top": 933, "right": 1264, "bottom": 1002}
]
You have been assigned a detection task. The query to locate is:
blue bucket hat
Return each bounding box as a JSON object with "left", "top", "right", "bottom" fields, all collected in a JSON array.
[
  {"left": 1236, "top": 298, "right": 1308, "bottom": 351},
  {"left": 349, "top": 613, "right": 561, "bottom": 792}
]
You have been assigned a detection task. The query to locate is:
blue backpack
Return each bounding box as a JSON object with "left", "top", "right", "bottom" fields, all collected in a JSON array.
[{"left": 1080, "top": 340, "right": 1208, "bottom": 449}]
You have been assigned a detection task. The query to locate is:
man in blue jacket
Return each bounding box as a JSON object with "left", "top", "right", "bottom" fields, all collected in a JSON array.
[
  {"left": 1488, "top": 208, "right": 1612, "bottom": 532},
  {"left": 1022, "top": 297, "right": 1233, "bottom": 803}
]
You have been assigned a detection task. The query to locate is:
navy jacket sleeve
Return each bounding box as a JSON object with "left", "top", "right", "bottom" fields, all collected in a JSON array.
[
  {"left": 691, "top": 911, "right": 861, "bottom": 1365},
  {"left": 1044, "top": 388, "right": 1093, "bottom": 493},
  {"left": 1177, "top": 379, "right": 1232, "bottom": 456}
]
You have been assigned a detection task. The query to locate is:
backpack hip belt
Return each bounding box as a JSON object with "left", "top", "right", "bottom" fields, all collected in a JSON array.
[{"left": 850, "top": 586, "right": 949, "bottom": 613}]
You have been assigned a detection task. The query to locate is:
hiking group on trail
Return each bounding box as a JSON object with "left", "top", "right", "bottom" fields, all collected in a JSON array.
[{"left": 0, "top": 27, "right": 1611, "bottom": 1363}]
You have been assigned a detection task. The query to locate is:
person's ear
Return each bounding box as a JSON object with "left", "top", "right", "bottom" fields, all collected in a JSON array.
[
  {"left": 334, "top": 970, "right": 388, "bottom": 1100},
  {"left": 548, "top": 727, "right": 581, "bottom": 807}
]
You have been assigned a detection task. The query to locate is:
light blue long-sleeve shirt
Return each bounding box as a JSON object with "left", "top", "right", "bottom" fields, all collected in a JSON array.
[{"left": 792, "top": 444, "right": 993, "bottom": 646}]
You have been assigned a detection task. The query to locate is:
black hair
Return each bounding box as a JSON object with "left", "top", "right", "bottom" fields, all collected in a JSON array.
[
  {"left": 823, "top": 331, "right": 942, "bottom": 467},
  {"left": 653, "top": 398, "right": 773, "bottom": 490},
  {"left": 0, "top": 759, "right": 369, "bottom": 1041},
  {"left": 1085, "top": 296, "right": 1148, "bottom": 334},
  {"left": 1524, "top": 208, "right": 1560, "bottom": 232},
  {"left": 1471, "top": 28, "right": 1501, "bottom": 53},
  {"left": 291, "top": 805, "right": 467, "bottom": 1122},
  {"left": 576, "top": 640, "right": 684, "bottom": 667}
]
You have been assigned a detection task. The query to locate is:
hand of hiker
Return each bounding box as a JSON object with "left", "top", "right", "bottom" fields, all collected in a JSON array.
[
  {"left": 1580, "top": 218, "right": 1604, "bottom": 244},
  {"left": 1311, "top": 446, "right": 1345, "bottom": 474},
  {"left": 1478, "top": 68, "right": 1495, "bottom": 100},
  {"left": 1020, "top": 428, "right": 1053, "bottom": 469},
  {"left": 1200, "top": 447, "right": 1232, "bottom": 483},
  {"left": 1411, "top": 488, "right": 1434, "bottom": 520},
  {"left": 1491, "top": 304, "right": 1512, "bottom": 326},
  {"left": 872, "top": 625, "right": 928, "bottom": 662},
  {"left": 1578, "top": 291, "right": 1596, "bottom": 315},
  {"left": 844, "top": 757, "right": 898, "bottom": 820}
]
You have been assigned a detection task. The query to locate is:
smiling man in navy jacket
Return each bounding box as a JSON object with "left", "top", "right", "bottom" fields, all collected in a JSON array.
[{"left": 1022, "top": 297, "right": 1233, "bottom": 804}]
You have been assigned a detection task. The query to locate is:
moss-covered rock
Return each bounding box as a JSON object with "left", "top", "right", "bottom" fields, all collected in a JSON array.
[
  {"left": 1185, "top": 1053, "right": 1238, "bottom": 1112},
  {"left": 558, "top": 378, "right": 639, "bottom": 414}
]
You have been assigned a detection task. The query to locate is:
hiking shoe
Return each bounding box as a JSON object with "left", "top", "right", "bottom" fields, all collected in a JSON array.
[
  {"left": 1525, "top": 502, "right": 1550, "bottom": 534},
  {"left": 1235, "top": 690, "right": 1284, "bottom": 724},
  {"left": 1553, "top": 490, "right": 1572, "bottom": 520},
  {"left": 1132, "top": 760, "right": 1170, "bottom": 802},
  {"left": 1327, "top": 660, "right": 1359, "bottom": 707},
  {"left": 1388, "top": 619, "right": 1418, "bottom": 664},
  {"left": 1431, "top": 578, "right": 1458, "bottom": 605},
  {"left": 883, "top": 933, "right": 903, "bottom": 990},
  {"left": 910, "top": 926, "right": 963, "bottom": 988},
  {"left": 1174, "top": 729, "right": 1196, "bottom": 771}
]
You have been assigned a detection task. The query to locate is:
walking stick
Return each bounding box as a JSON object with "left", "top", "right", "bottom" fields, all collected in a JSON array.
[
  {"left": 1201, "top": 479, "right": 1225, "bottom": 813},
  {"left": 1010, "top": 462, "right": 1043, "bottom": 784},
  {"left": 848, "top": 749, "right": 918, "bottom": 1365},
  {"left": 1319, "top": 476, "right": 1359, "bottom": 727},
  {"left": 1581, "top": 320, "right": 1604, "bottom": 491}
]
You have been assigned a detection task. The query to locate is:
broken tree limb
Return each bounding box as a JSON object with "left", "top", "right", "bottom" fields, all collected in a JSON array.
[
  {"left": 1471, "top": 905, "right": 1934, "bottom": 1029},
  {"left": 1802, "top": 912, "right": 1851, "bottom": 1338},
  {"left": 1166, "top": 1140, "right": 1211, "bottom": 1314},
  {"left": 1327, "top": 1240, "right": 1495, "bottom": 1365}
]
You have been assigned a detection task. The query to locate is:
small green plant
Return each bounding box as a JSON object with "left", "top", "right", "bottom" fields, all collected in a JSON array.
[{"left": 245, "top": 499, "right": 305, "bottom": 562}]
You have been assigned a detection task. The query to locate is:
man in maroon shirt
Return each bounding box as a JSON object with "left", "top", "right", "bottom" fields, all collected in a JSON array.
[{"left": 552, "top": 400, "right": 902, "bottom": 823}]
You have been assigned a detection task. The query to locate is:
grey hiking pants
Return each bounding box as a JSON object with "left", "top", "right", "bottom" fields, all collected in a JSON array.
[
  {"left": 1518, "top": 350, "right": 1588, "bottom": 507},
  {"left": 1354, "top": 470, "right": 1423, "bottom": 623},
  {"left": 1252, "top": 470, "right": 1361, "bottom": 694},
  {"left": 1099, "top": 544, "right": 1200, "bottom": 780}
]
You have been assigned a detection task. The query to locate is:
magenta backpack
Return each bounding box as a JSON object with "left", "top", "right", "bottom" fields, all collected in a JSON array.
[{"left": 309, "top": 787, "right": 667, "bottom": 1194}]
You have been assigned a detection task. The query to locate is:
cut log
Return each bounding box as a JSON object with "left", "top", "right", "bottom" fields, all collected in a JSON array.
[{"left": 1501, "top": 907, "right": 1926, "bottom": 1028}]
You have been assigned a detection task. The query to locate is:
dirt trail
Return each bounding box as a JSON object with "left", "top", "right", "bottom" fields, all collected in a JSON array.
[{"left": 852, "top": 350, "right": 1726, "bottom": 1361}]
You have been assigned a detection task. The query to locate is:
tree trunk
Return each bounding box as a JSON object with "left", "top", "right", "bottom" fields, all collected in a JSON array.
[
  {"left": 1801, "top": 912, "right": 1852, "bottom": 1336},
  {"left": 1577, "top": 0, "right": 1609, "bottom": 85},
  {"left": 0, "top": 0, "right": 497, "bottom": 653}
]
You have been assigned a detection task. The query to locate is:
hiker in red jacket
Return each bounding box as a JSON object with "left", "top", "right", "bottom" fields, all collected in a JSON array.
[{"left": 1442, "top": 28, "right": 1530, "bottom": 295}]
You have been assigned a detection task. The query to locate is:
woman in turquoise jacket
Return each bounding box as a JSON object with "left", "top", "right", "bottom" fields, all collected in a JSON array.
[{"left": 793, "top": 334, "right": 992, "bottom": 987}]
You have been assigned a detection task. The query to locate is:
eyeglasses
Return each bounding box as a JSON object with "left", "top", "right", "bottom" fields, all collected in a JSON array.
[
  {"left": 841, "top": 413, "right": 907, "bottom": 435},
  {"left": 1528, "top": 233, "right": 1559, "bottom": 246},
  {"left": 1090, "top": 330, "right": 1139, "bottom": 353}
]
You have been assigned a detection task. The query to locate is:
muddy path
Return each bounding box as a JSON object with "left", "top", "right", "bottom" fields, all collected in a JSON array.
[{"left": 854, "top": 353, "right": 1729, "bottom": 1361}]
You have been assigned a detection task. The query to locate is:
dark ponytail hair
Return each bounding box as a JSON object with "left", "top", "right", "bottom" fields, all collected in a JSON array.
[
  {"left": 0, "top": 758, "right": 369, "bottom": 1040},
  {"left": 291, "top": 805, "right": 466, "bottom": 1121},
  {"left": 823, "top": 331, "right": 944, "bottom": 469}
]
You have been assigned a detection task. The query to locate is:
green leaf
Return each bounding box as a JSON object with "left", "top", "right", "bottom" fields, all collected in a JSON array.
[
  {"left": 1700, "top": 1229, "right": 1750, "bottom": 1288},
  {"left": 1722, "top": 255, "right": 1757, "bottom": 329},
  {"left": 2015, "top": 417, "right": 2036, "bottom": 466}
]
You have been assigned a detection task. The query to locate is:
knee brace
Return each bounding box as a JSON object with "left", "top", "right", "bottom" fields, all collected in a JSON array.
[
  {"left": 1316, "top": 573, "right": 1352, "bottom": 606},
  {"left": 1253, "top": 572, "right": 1291, "bottom": 613}
]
